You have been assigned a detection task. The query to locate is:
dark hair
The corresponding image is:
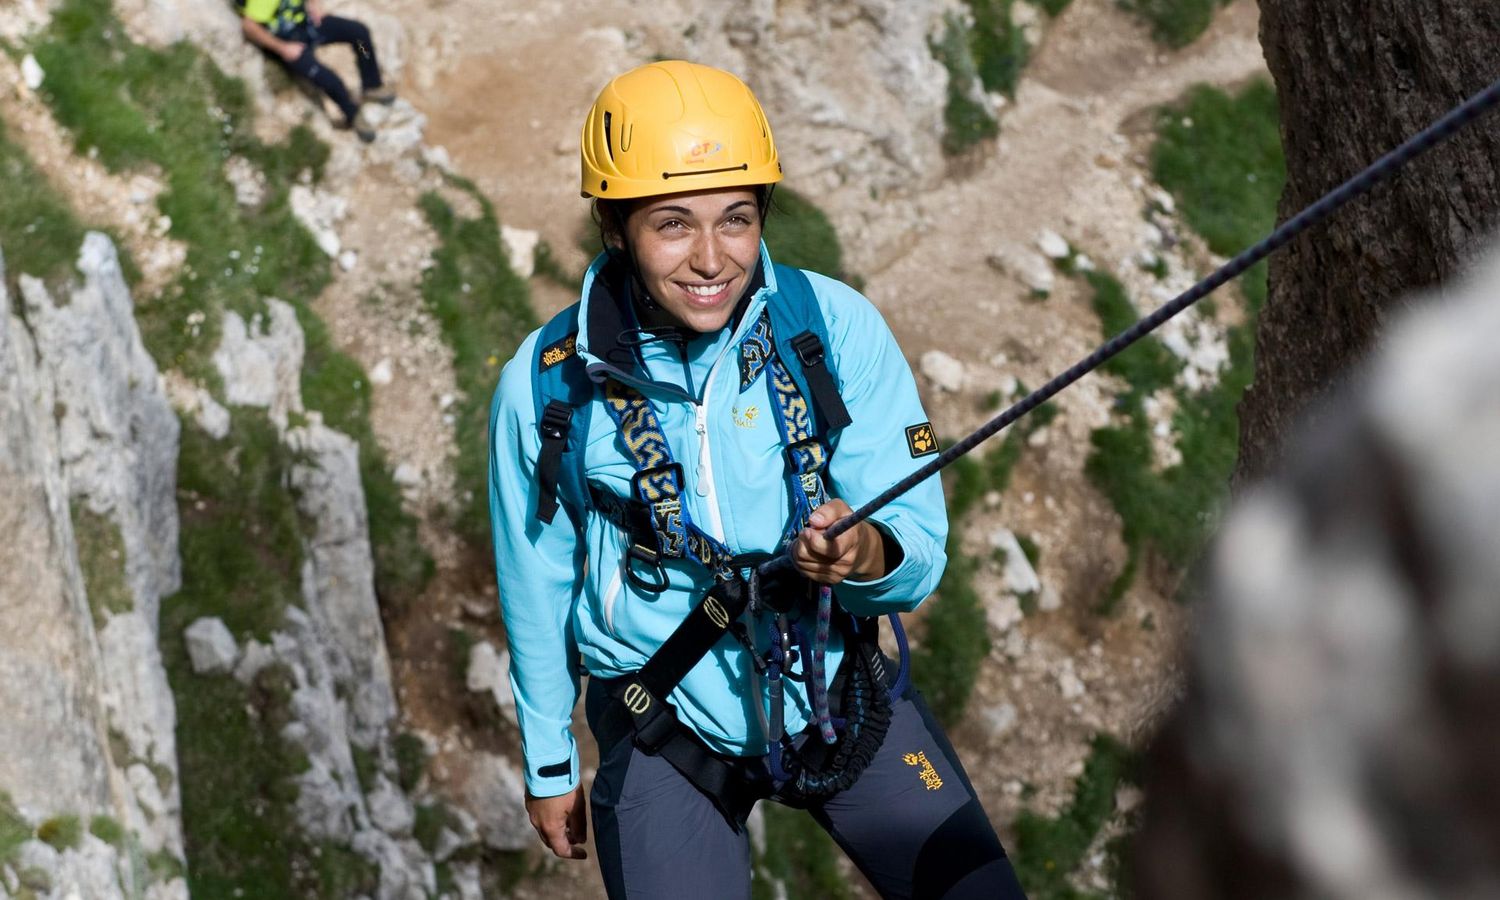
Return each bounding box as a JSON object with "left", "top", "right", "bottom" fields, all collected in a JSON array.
[{"left": 592, "top": 185, "right": 776, "bottom": 255}]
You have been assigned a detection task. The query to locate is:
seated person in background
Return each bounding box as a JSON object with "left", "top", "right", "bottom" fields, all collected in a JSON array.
[{"left": 238, "top": 0, "right": 395, "bottom": 142}]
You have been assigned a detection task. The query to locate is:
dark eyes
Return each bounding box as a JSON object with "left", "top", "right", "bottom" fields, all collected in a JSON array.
[{"left": 654, "top": 214, "right": 754, "bottom": 234}]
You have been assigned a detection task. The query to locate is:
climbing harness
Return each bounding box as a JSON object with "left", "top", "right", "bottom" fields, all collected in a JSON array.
[
  {"left": 762, "top": 72, "right": 1500, "bottom": 565},
  {"left": 532, "top": 258, "right": 898, "bottom": 824}
]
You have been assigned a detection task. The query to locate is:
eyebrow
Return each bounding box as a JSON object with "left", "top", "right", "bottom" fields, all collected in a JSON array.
[{"left": 650, "top": 200, "right": 756, "bottom": 217}]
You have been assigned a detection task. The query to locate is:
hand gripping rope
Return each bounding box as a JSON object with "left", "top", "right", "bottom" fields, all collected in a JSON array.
[{"left": 765, "top": 72, "right": 1500, "bottom": 570}]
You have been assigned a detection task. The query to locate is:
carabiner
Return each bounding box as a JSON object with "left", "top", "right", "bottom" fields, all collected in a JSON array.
[{"left": 624, "top": 543, "right": 670, "bottom": 593}]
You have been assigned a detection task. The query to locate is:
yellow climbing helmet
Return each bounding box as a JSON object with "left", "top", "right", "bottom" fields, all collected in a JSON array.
[{"left": 580, "top": 60, "right": 782, "bottom": 200}]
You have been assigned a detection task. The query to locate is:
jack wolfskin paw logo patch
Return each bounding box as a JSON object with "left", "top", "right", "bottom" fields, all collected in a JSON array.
[
  {"left": 902, "top": 751, "right": 944, "bottom": 791},
  {"left": 539, "top": 333, "right": 578, "bottom": 371},
  {"left": 906, "top": 422, "right": 938, "bottom": 458}
]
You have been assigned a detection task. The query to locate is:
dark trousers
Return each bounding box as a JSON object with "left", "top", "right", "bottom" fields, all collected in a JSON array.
[
  {"left": 586, "top": 678, "right": 1029, "bottom": 899},
  {"left": 279, "top": 16, "right": 382, "bottom": 123}
]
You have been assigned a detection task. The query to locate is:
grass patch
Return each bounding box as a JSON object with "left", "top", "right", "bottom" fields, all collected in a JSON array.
[
  {"left": 36, "top": 815, "right": 83, "bottom": 852},
  {"left": 962, "top": 0, "right": 1031, "bottom": 97},
  {"left": 88, "top": 815, "right": 126, "bottom": 848},
  {"left": 764, "top": 187, "right": 846, "bottom": 282},
  {"left": 752, "top": 804, "right": 853, "bottom": 900},
  {"left": 1014, "top": 734, "right": 1138, "bottom": 899},
  {"left": 1083, "top": 80, "right": 1282, "bottom": 609},
  {"left": 70, "top": 502, "right": 134, "bottom": 629},
  {"left": 1151, "top": 80, "right": 1284, "bottom": 309},
  {"left": 172, "top": 414, "right": 305, "bottom": 642},
  {"left": 1, "top": 793, "right": 32, "bottom": 862},
  {"left": 34, "top": 0, "right": 332, "bottom": 386},
  {"left": 1037, "top": 0, "right": 1075, "bottom": 14},
  {"left": 1117, "top": 0, "right": 1232, "bottom": 48},
  {"left": 419, "top": 177, "right": 538, "bottom": 551},
  {"left": 393, "top": 732, "right": 428, "bottom": 792},
  {"left": 931, "top": 15, "right": 1000, "bottom": 155},
  {"left": 0, "top": 118, "right": 88, "bottom": 291},
  {"left": 36, "top": 0, "right": 430, "bottom": 614}
]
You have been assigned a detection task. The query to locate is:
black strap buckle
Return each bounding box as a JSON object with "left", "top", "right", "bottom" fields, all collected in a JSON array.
[
  {"left": 539, "top": 402, "right": 573, "bottom": 441},
  {"left": 625, "top": 543, "right": 670, "bottom": 593},
  {"left": 790, "top": 331, "right": 825, "bottom": 368}
]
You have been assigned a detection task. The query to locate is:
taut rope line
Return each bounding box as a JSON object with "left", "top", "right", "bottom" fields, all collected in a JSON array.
[{"left": 813, "top": 73, "right": 1500, "bottom": 546}]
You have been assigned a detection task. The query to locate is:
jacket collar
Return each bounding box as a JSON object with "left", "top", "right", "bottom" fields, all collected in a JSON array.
[{"left": 576, "top": 241, "right": 778, "bottom": 396}]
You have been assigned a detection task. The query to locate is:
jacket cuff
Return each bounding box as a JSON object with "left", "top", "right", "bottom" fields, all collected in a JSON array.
[
  {"left": 523, "top": 741, "right": 581, "bottom": 798},
  {"left": 834, "top": 519, "right": 932, "bottom": 616}
]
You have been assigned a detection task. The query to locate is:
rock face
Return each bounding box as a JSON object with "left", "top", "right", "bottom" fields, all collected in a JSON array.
[
  {"left": 667, "top": 0, "right": 957, "bottom": 269},
  {"left": 0, "top": 235, "right": 187, "bottom": 896},
  {"left": 1135, "top": 246, "right": 1500, "bottom": 898}
]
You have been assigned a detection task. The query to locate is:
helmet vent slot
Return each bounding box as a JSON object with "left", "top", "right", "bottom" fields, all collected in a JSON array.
[{"left": 604, "top": 111, "right": 614, "bottom": 160}]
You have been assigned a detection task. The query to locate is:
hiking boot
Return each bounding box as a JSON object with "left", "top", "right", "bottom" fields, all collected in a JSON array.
[
  {"left": 364, "top": 85, "right": 397, "bottom": 105},
  {"left": 340, "top": 108, "right": 377, "bottom": 144}
]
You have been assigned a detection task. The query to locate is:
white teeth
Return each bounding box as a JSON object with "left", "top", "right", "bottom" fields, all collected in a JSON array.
[{"left": 685, "top": 283, "right": 726, "bottom": 297}]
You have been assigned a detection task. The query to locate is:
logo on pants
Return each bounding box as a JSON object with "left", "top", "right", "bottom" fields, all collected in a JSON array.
[{"left": 903, "top": 751, "right": 944, "bottom": 791}]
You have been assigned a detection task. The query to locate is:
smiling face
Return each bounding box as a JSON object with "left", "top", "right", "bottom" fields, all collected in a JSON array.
[{"left": 616, "top": 187, "right": 763, "bottom": 333}]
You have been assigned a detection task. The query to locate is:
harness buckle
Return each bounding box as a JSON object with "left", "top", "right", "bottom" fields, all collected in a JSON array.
[
  {"left": 616, "top": 679, "right": 675, "bottom": 753},
  {"left": 630, "top": 462, "right": 685, "bottom": 504},
  {"left": 790, "top": 332, "right": 825, "bottom": 368},
  {"left": 625, "top": 543, "right": 670, "bottom": 594},
  {"left": 539, "top": 402, "right": 573, "bottom": 441}
]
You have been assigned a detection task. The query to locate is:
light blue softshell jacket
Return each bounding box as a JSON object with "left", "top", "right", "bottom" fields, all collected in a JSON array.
[{"left": 488, "top": 243, "right": 949, "bottom": 797}]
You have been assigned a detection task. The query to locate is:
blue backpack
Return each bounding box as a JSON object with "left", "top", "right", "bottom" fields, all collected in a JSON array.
[{"left": 529, "top": 263, "right": 851, "bottom": 526}]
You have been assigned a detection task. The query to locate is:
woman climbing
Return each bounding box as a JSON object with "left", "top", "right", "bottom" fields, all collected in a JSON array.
[{"left": 488, "top": 59, "right": 1027, "bottom": 899}]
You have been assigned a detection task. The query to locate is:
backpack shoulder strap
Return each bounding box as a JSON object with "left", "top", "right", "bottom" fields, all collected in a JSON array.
[
  {"left": 767, "top": 264, "right": 852, "bottom": 433},
  {"left": 531, "top": 302, "right": 593, "bottom": 524}
]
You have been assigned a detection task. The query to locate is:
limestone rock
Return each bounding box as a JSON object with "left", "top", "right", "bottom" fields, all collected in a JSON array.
[
  {"left": 988, "top": 528, "right": 1041, "bottom": 596},
  {"left": 920, "top": 349, "right": 965, "bottom": 393},
  {"left": 184, "top": 617, "right": 238, "bottom": 674},
  {"left": 20, "top": 54, "right": 42, "bottom": 90},
  {"left": 290, "top": 185, "right": 347, "bottom": 258},
  {"left": 467, "top": 642, "right": 517, "bottom": 725},
  {"left": 988, "top": 243, "right": 1055, "bottom": 295},
  {"left": 459, "top": 753, "right": 532, "bottom": 851},
  {"left": 500, "top": 225, "right": 539, "bottom": 280},
  {"left": 1036, "top": 229, "right": 1071, "bottom": 260},
  {"left": 213, "top": 298, "right": 305, "bottom": 428},
  {"left": 1137, "top": 246, "right": 1500, "bottom": 898}
]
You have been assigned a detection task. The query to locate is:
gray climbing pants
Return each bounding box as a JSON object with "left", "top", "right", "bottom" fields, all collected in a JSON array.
[{"left": 585, "top": 678, "right": 1028, "bottom": 899}]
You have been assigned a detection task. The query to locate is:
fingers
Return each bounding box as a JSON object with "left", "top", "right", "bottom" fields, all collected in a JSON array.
[
  {"left": 527, "top": 789, "right": 589, "bottom": 860},
  {"left": 567, "top": 787, "right": 589, "bottom": 848},
  {"left": 792, "top": 500, "right": 858, "bottom": 583}
]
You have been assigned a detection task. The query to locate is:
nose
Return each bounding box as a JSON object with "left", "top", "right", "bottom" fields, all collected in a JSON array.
[{"left": 689, "top": 231, "right": 724, "bottom": 278}]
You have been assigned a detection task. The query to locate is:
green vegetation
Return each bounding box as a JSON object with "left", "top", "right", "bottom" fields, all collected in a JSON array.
[
  {"left": 88, "top": 815, "right": 126, "bottom": 848},
  {"left": 71, "top": 502, "right": 134, "bottom": 628},
  {"left": 0, "top": 118, "right": 88, "bottom": 290},
  {"left": 36, "top": 0, "right": 329, "bottom": 385},
  {"left": 393, "top": 732, "right": 428, "bottom": 792},
  {"left": 931, "top": 15, "right": 999, "bottom": 155},
  {"left": 765, "top": 187, "right": 845, "bottom": 281},
  {"left": 1151, "top": 80, "right": 1284, "bottom": 308},
  {"left": 962, "top": 0, "right": 1031, "bottom": 97},
  {"left": 1037, "top": 0, "right": 1076, "bottom": 15},
  {"left": 36, "top": 815, "right": 83, "bottom": 852},
  {"left": 1084, "top": 80, "right": 1282, "bottom": 609},
  {"left": 1118, "top": 0, "right": 1233, "bottom": 48},
  {"left": 419, "top": 178, "right": 538, "bottom": 550},
  {"left": 916, "top": 403, "right": 1056, "bottom": 724},
  {"left": 752, "top": 805, "right": 852, "bottom": 900},
  {"left": 1, "top": 792, "right": 32, "bottom": 862},
  {"left": 1014, "top": 735, "right": 1138, "bottom": 899}
]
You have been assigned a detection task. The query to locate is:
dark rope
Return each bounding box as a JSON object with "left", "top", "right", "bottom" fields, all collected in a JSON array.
[{"left": 807, "top": 73, "right": 1500, "bottom": 545}]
